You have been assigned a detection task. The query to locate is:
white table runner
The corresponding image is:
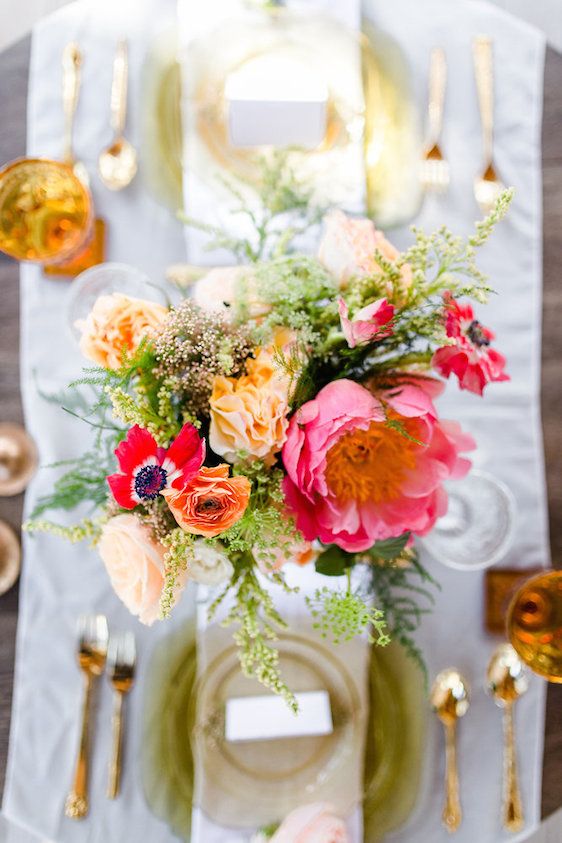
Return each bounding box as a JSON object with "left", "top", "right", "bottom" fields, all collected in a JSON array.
[{"left": 3, "top": 0, "right": 549, "bottom": 842}]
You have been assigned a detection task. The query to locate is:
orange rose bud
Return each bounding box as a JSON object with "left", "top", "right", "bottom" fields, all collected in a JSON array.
[{"left": 163, "top": 464, "right": 251, "bottom": 538}]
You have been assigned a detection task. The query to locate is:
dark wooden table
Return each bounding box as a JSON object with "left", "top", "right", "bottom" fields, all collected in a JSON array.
[{"left": 0, "top": 33, "right": 561, "bottom": 821}]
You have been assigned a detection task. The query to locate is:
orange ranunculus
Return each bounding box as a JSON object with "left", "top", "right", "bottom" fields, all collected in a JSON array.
[
  {"left": 162, "top": 464, "right": 251, "bottom": 538},
  {"left": 209, "top": 347, "right": 290, "bottom": 464},
  {"left": 76, "top": 293, "right": 168, "bottom": 370}
]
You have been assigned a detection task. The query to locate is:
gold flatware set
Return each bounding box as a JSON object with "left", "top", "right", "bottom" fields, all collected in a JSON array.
[
  {"left": 63, "top": 39, "right": 137, "bottom": 192},
  {"left": 107, "top": 630, "right": 136, "bottom": 799},
  {"left": 65, "top": 615, "right": 136, "bottom": 820},
  {"left": 420, "top": 47, "right": 449, "bottom": 195},
  {"left": 422, "top": 35, "right": 503, "bottom": 213},
  {"left": 432, "top": 643, "right": 528, "bottom": 835},
  {"left": 98, "top": 40, "right": 138, "bottom": 190}
]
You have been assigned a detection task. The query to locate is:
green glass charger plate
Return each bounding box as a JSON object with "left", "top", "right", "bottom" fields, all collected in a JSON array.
[
  {"left": 141, "top": 22, "right": 421, "bottom": 227},
  {"left": 141, "top": 621, "right": 426, "bottom": 842}
]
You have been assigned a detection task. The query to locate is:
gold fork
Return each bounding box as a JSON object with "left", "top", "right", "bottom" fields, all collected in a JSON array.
[
  {"left": 420, "top": 47, "right": 449, "bottom": 194},
  {"left": 107, "top": 631, "right": 136, "bottom": 799},
  {"left": 473, "top": 36, "right": 504, "bottom": 213},
  {"left": 65, "top": 614, "right": 108, "bottom": 819}
]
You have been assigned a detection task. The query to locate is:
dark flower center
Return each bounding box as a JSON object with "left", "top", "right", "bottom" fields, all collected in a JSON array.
[
  {"left": 466, "top": 320, "right": 490, "bottom": 348},
  {"left": 134, "top": 464, "right": 167, "bottom": 500},
  {"left": 197, "top": 497, "right": 221, "bottom": 514}
]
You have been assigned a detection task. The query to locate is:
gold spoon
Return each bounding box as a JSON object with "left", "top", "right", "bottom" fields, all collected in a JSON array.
[
  {"left": 62, "top": 43, "right": 89, "bottom": 187},
  {"left": 98, "top": 40, "right": 138, "bottom": 190},
  {"left": 431, "top": 668, "right": 470, "bottom": 833},
  {"left": 487, "top": 643, "right": 528, "bottom": 833},
  {"left": 472, "top": 36, "right": 504, "bottom": 214}
]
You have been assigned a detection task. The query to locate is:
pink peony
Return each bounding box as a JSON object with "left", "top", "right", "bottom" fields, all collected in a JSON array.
[
  {"left": 338, "top": 297, "right": 395, "bottom": 348},
  {"left": 432, "top": 293, "right": 509, "bottom": 395},
  {"left": 271, "top": 803, "right": 350, "bottom": 843},
  {"left": 282, "top": 378, "right": 475, "bottom": 553}
]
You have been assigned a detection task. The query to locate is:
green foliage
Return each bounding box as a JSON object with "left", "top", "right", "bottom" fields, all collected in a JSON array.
[
  {"left": 368, "top": 551, "right": 439, "bottom": 677},
  {"left": 315, "top": 545, "right": 353, "bottom": 577},
  {"left": 160, "top": 529, "right": 194, "bottom": 619},
  {"left": 245, "top": 254, "right": 336, "bottom": 335},
  {"left": 211, "top": 557, "right": 297, "bottom": 711},
  {"left": 23, "top": 515, "right": 106, "bottom": 545},
  {"left": 306, "top": 585, "right": 390, "bottom": 647},
  {"left": 29, "top": 447, "right": 116, "bottom": 519},
  {"left": 217, "top": 461, "right": 297, "bottom": 562},
  {"left": 368, "top": 533, "right": 411, "bottom": 560},
  {"left": 180, "top": 151, "right": 322, "bottom": 263}
]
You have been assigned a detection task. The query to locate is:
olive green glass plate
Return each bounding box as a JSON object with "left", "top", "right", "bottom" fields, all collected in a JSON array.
[
  {"left": 142, "top": 22, "right": 421, "bottom": 227},
  {"left": 141, "top": 624, "right": 426, "bottom": 841}
]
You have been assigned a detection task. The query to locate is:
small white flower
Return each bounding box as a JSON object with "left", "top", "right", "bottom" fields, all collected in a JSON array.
[{"left": 190, "top": 540, "right": 234, "bottom": 586}]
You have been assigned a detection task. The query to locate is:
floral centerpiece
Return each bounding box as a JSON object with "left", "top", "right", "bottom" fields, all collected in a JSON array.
[{"left": 27, "top": 164, "right": 512, "bottom": 707}]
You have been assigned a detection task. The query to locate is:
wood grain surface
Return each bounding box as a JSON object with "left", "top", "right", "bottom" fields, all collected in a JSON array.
[{"left": 0, "top": 33, "right": 561, "bottom": 823}]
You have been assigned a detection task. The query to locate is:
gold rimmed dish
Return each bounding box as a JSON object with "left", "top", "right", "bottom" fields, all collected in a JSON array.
[
  {"left": 141, "top": 622, "right": 427, "bottom": 841},
  {"left": 0, "top": 423, "right": 38, "bottom": 497},
  {"left": 0, "top": 520, "right": 21, "bottom": 595}
]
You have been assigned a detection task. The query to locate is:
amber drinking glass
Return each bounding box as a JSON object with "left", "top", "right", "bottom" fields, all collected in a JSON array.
[
  {"left": 0, "top": 158, "right": 92, "bottom": 263},
  {"left": 507, "top": 570, "right": 562, "bottom": 682}
]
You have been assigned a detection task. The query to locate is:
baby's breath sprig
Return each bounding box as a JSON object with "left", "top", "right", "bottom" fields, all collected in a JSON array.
[{"left": 159, "top": 528, "right": 194, "bottom": 619}]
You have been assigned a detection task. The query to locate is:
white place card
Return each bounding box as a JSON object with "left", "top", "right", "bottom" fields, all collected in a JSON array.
[
  {"left": 225, "top": 53, "right": 328, "bottom": 148},
  {"left": 225, "top": 690, "right": 333, "bottom": 743}
]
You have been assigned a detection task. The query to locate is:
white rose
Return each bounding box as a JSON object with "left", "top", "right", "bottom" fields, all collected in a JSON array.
[
  {"left": 193, "top": 266, "right": 270, "bottom": 319},
  {"left": 190, "top": 540, "right": 234, "bottom": 586}
]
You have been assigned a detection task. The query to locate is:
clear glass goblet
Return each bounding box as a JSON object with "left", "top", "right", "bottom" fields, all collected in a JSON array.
[
  {"left": 420, "top": 469, "right": 516, "bottom": 571},
  {"left": 66, "top": 261, "right": 163, "bottom": 345}
]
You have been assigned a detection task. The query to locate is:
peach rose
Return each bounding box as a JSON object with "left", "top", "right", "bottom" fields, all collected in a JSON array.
[
  {"left": 98, "top": 514, "right": 180, "bottom": 625},
  {"left": 318, "top": 209, "right": 412, "bottom": 301},
  {"left": 193, "top": 266, "right": 270, "bottom": 319},
  {"left": 77, "top": 293, "right": 168, "bottom": 369},
  {"left": 209, "top": 347, "right": 290, "bottom": 464},
  {"left": 163, "top": 465, "right": 250, "bottom": 538},
  {"left": 271, "top": 803, "right": 350, "bottom": 843}
]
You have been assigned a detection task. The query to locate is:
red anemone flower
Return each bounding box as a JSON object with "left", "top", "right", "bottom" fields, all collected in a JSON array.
[
  {"left": 107, "top": 423, "right": 205, "bottom": 509},
  {"left": 432, "top": 293, "right": 509, "bottom": 396}
]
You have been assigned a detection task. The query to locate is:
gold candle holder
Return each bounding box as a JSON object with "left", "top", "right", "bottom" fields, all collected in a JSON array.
[
  {"left": 0, "top": 423, "right": 38, "bottom": 497},
  {"left": 0, "top": 520, "right": 21, "bottom": 595}
]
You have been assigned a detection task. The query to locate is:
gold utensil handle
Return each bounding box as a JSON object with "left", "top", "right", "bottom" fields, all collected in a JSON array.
[
  {"left": 443, "top": 720, "right": 462, "bottom": 832},
  {"left": 428, "top": 47, "right": 446, "bottom": 143},
  {"left": 110, "top": 40, "right": 128, "bottom": 137},
  {"left": 107, "top": 690, "right": 124, "bottom": 799},
  {"left": 65, "top": 673, "right": 93, "bottom": 819},
  {"left": 503, "top": 702, "right": 524, "bottom": 831},
  {"left": 473, "top": 35, "right": 494, "bottom": 163},
  {"left": 62, "top": 42, "right": 82, "bottom": 166}
]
